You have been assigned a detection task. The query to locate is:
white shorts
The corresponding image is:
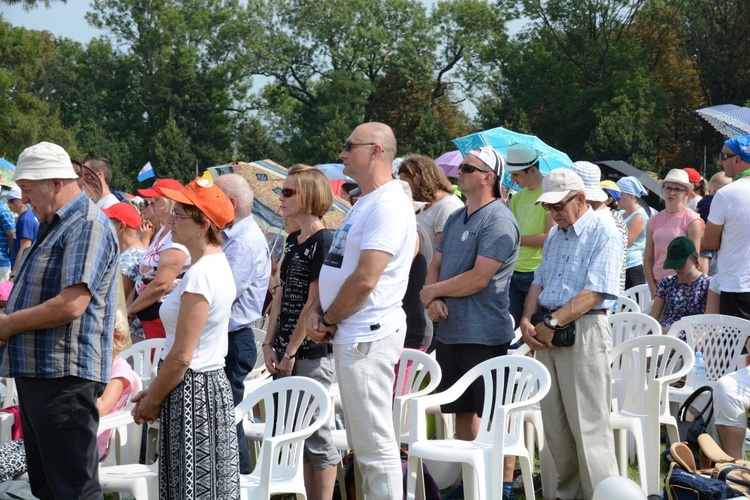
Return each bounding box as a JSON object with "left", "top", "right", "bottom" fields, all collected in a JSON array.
[{"left": 714, "top": 366, "right": 750, "bottom": 428}]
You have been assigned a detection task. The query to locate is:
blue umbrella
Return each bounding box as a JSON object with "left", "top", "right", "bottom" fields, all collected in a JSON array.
[
  {"left": 452, "top": 127, "right": 573, "bottom": 190},
  {"left": 316, "top": 163, "right": 355, "bottom": 183},
  {"left": 696, "top": 104, "right": 750, "bottom": 138}
]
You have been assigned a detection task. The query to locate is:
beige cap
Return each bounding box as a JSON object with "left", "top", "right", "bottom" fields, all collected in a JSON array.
[
  {"left": 536, "top": 168, "right": 585, "bottom": 205},
  {"left": 14, "top": 142, "right": 78, "bottom": 182}
]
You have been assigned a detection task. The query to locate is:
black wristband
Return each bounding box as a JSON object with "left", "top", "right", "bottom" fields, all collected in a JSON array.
[{"left": 320, "top": 312, "right": 334, "bottom": 328}]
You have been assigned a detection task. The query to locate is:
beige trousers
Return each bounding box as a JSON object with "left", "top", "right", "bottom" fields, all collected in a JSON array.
[{"left": 536, "top": 314, "right": 618, "bottom": 499}]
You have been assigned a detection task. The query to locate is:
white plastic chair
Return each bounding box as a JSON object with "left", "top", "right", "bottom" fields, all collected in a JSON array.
[
  {"left": 247, "top": 327, "right": 270, "bottom": 381},
  {"left": 609, "top": 335, "right": 694, "bottom": 495},
  {"left": 609, "top": 312, "right": 661, "bottom": 348},
  {"left": 622, "top": 284, "right": 653, "bottom": 314},
  {"left": 120, "top": 338, "right": 166, "bottom": 464},
  {"left": 612, "top": 295, "right": 641, "bottom": 315},
  {"left": 405, "top": 355, "right": 551, "bottom": 500},
  {"left": 99, "top": 461, "right": 158, "bottom": 500},
  {"left": 119, "top": 338, "right": 165, "bottom": 389},
  {"left": 236, "top": 376, "right": 332, "bottom": 500},
  {"left": 0, "top": 377, "right": 16, "bottom": 444}
]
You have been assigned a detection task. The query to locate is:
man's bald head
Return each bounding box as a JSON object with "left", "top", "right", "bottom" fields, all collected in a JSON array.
[
  {"left": 215, "top": 174, "right": 254, "bottom": 220},
  {"left": 355, "top": 122, "right": 397, "bottom": 162}
]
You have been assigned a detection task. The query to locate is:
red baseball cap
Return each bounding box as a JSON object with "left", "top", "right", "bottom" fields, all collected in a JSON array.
[
  {"left": 102, "top": 202, "right": 142, "bottom": 229},
  {"left": 137, "top": 179, "right": 183, "bottom": 198},
  {"left": 160, "top": 177, "right": 234, "bottom": 229},
  {"left": 683, "top": 167, "right": 701, "bottom": 184}
]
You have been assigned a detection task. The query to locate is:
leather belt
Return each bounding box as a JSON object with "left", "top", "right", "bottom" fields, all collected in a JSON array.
[{"left": 539, "top": 307, "right": 608, "bottom": 316}]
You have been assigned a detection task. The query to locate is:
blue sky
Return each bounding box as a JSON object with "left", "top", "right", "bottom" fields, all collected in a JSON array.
[{"left": 2, "top": 1, "right": 106, "bottom": 42}]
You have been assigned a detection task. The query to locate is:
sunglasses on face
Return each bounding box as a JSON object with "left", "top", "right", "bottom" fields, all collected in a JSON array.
[
  {"left": 457, "top": 163, "right": 490, "bottom": 174},
  {"left": 342, "top": 141, "right": 377, "bottom": 152},
  {"left": 542, "top": 195, "right": 576, "bottom": 212},
  {"left": 280, "top": 188, "right": 297, "bottom": 198},
  {"left": 719, "top": 152, "right": 737, "bottom": 160},
  {"left": 662, "top": 185, "right": 687, "bottom": 194}
]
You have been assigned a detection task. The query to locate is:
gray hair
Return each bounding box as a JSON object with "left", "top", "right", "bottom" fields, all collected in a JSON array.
[{"left": 214, "top": 174, "right": 254, "bottom": 220}]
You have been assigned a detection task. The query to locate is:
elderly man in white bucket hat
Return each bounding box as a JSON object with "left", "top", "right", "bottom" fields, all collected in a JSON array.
[
  {"left": 520, "top": 168, "right": 623, "bottom": 499},
  {"left": 0, "top": 141, "right": 119, "bottom": 499}
]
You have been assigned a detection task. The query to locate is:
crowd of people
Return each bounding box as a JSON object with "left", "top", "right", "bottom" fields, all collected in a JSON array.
[{"left": 0, "top": 128, "right": 747, "bottom": 500}]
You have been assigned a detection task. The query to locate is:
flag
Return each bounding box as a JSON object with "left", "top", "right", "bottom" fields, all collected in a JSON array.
[{"left": 137, "top": 162, "right": 155, "bottom": 182}]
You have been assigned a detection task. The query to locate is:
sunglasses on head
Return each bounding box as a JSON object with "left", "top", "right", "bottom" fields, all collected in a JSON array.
[
  {"left": 541, "top": 194, "right": 577, "bottom": 212},
  {"left": 457, "top": 163, "right": 490, "bottom": 174},
  {"left": 343, "top": 141, "right": 377, "bottom": 152},
  {"left": 280, "top": 188, "right": 297, "bottom": 198}
]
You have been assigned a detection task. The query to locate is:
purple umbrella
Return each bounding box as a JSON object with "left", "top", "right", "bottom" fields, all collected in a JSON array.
[{"left": 435, "top": 150, "right": 463, "bottom": 178}]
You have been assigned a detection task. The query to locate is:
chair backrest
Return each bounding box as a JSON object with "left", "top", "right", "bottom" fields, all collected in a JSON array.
[
  {"left": 393, "top": 349, "right": 442, "bottom": 445},
  {"left": 235, "top": 376, "right": 331, "bottom": 493},
  {"left": 609, "top": 312, "right": 661, "bottom": 348},
  {"left": 0, "top": 377, "right": 16, "bottom": 409},
  {"left": 622, "top": 284, "right": 653, "bottom": 314},
  {"left": 611, "top": 336, "right": 694, "bottom": 417},
  {"left": 249, "top": 327, "right": 269, "bottom": 377},
  {"left": 443, "top": 356, "right": 550, "bottom": 449},
  {"left": 668, "top": 314, "right": 750, "bottom": 382},
  {"left": 612, "top": 295, "right": 641, "bottom": 315},
  {"left": 119, "top": 338, "right": 165, "bottom": 388}
]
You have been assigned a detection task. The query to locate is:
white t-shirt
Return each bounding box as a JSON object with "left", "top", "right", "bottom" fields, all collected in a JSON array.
[
  {"left": 707, "top": 178, "right": 750, "bottom": 292},
  {"left": 159, "top": 252, "right": 236, "bottom": 371},
  {"left": 416, "top": 194, "right": 464, "bottom": 259},
  {"left": 319, "top": 180, "right": 417, "bottom": 344}
]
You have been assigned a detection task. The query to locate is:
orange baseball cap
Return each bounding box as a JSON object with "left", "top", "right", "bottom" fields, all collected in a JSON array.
[
  {"left": 102, "top": 202, "right": 142, "bottom": 229},
  {"left": 137, "top": 179, "right": 183, "bottom": 198},
  {"left": 160, "top": 177, "right": 234, "bottom": 229}
]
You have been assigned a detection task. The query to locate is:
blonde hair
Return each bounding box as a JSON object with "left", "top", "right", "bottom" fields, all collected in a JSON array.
[
  {"left": 709, "top": 172, "right": 732, "bottom": 193},
  {"left": 289, "top": 164, "right": 334, "bottom": 218},
  {"left": 113, "top": 310, "right": 132, "bottom": 354}
]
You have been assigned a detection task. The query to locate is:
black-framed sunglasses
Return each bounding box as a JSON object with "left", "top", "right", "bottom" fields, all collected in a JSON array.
[
  {"left": 457, "top": 163, "right": 489, "bottom": 174},
  {"left": 542, "top": 194, "right": 576, "bottom": 212},
  {"left": 280, "top": 188, "right": 297, "bottom": 198},
  {"left": 343, "top": 141, "right": 377, "bottom": 152},
  {"left": 719, "top": 152, "right": 737, "bottom": 161}
]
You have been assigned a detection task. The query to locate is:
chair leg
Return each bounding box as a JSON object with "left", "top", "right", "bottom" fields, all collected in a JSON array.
[
  {"left": 631, "top": 428, "right": 648, "bottom": 494},
  {"left": 406, "top": 454, "right": 424, "bottom": 500},
  {"left": 337, "top": 459, "right": 349, "bottom": 500},
  {"left": 613, "top": 428, "right": 628, "bottom": 477},
  {"left": 517, "top": 454, "right": 535, "bottom": 500}
]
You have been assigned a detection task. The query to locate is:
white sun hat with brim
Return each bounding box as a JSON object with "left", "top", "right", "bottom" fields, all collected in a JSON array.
[{"left": 14, "top": 142, "right": 78, "bottom": 182}]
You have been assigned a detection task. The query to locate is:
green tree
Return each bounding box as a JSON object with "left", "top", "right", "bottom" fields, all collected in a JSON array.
[{"left": 0, "top": 19, "right": 77, "bottom": 161}]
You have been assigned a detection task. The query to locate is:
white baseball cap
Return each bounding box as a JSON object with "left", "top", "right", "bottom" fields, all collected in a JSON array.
[{"left": 536, "top": 169, "right": 585, "bottom": 205}]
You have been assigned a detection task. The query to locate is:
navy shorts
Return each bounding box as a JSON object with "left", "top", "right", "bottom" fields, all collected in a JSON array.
[{"left": 435, "top": 341, "right": 510, "bottom": 417}]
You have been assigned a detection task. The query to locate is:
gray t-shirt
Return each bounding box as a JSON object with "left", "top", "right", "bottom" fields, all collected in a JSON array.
[{"left": 435, "top": 200, "right": 520, "bottom": 345}]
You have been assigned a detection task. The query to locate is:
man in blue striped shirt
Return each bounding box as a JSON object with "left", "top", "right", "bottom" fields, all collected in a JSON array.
[
  {"left": 520, "top": 168, "right": 622, "bottom": 499},
  {"left": 0, "top": 141, "right": 119, "bottom": 499}
]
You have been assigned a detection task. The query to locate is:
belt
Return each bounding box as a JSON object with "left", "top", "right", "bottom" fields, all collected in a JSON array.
[{"left": 539, "top": 307, "right": 608, "bottom": 316}]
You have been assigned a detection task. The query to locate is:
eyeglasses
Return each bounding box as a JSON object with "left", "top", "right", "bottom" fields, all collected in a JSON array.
[
  {"left": 280, "top": 188, "right": 297, "bottom": 198},
  {"left": 661, "top": 185, "right": 687, "bottom": 194},
  {"left": 541, "top": 195, "right": 576, "bottom": 212},
  {"left": 142, "top": 200, "right": 152, "bottom": 207},
  {"left": 719, "top": 152, "right": 737, "bottom": 161},
  {"left": 343, "top": 141, "right": 377, "bottom": 152},
  {"left": 457, "top": 163, "right": 490, "bottom": 174},
  {"left": 170, "top": 209, "right": 192, "bottom": 220}
]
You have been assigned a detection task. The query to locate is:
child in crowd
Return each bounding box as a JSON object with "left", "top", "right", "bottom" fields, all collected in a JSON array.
[
  {"left": 649, "top": 237, "right": 711, "bottom": 339},
  {"left": 697, "top": 172, "right": 732, "bottom": 274}
]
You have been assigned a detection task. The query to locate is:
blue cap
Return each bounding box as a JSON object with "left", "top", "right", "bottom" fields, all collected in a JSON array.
[
  {"left": 616, "top": 176, "right": 647, "bottom": 197},
  {"left": 724, "top": 134, "right": 750, "bottom": 163}
]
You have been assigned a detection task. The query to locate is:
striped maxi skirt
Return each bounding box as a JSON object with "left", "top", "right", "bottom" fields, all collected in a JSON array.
[{"left": 158, "top": 367, "right": 240, "bottom": 499}]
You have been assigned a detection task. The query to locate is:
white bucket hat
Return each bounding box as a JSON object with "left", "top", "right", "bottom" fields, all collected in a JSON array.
[
  {"left": 658, "top": 169, "right": 693, "bottom": 192},
  {"left": 14, "top": 142, "right": 78, "bottom": 182}
]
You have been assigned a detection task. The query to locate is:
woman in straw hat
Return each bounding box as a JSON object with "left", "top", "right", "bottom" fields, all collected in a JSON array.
[
  {"left": 131, "top": 178, "right": 240, "bottom": 499},
  {"left": 643, "top": 169, "right": 703, "bottom": 296}
]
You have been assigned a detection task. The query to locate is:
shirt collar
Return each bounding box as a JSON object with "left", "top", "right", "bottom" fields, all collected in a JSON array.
[
  {"left": 564, "top": 206, "right": 595, "bottom": 236},
  {"left": 221, "top": 214, "right": 256, "bottom": 239}
]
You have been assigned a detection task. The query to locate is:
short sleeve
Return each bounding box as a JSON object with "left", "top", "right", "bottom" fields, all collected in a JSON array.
[
  {"left": 309, "top": 230, "right": 333, "bottom": 283},
  {"left": 62, "top": 218, "right": 119, "bottom": 291},
  {"left": 477, "top": 213, "right": 518, "bottom": 264},
  {"left": 360, "top": 194, "right": 413, "bottom": 256},
  {"left": 707, "top": 190, "right": 728, "bottom": 226},
  {"left": 656, "top": 276, "right": 670, "bottom": 300}
]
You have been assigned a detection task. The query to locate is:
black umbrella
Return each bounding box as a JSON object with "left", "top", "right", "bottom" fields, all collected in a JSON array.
[{"left": 595, "top": 160, "right": 663, "bottom": 211}]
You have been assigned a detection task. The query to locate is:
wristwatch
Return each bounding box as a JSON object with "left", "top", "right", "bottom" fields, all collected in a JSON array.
[
  {"left": 283, "top": 352, "right": 297, "bottom": 360},
  {"left": 544, "top": 314, "right": 559, "bottom": 329}
]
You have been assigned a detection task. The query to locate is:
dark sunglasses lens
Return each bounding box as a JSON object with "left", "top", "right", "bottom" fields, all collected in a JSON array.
[
  {"left": 343, "top": 141, "right": 352, "bottom": 151},
  {"left": 281, "top": 188, "right": 294, "bottom": 197}
]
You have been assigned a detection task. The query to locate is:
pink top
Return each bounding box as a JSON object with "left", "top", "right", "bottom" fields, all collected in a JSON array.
[
  {"left": 97, "top": 357, "right": 139, "bottom": 460},
  {"left": 647, "top": 208, "right": 702, "bottom": 284}
]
